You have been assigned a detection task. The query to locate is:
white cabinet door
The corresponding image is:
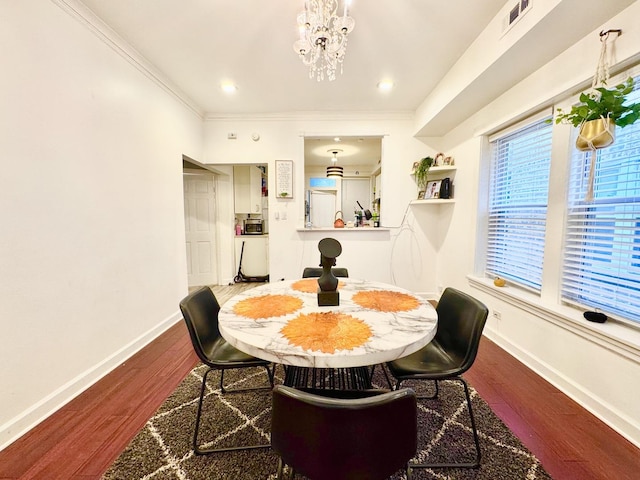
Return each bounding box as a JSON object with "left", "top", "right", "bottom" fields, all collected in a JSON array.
[
  {"left": 234, "top": 166, "right": 262, "bottom": 214},
  {"left": 235, "top": 236, "right": 268, "bottom": 276}
]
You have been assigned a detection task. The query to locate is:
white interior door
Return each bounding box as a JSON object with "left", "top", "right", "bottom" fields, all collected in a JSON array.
[
  {"left": 184, "top": 170, "right": 217, "bottom": 287},
  {"left": 310, "top": 190, "right": 337, "bottom": 227}
]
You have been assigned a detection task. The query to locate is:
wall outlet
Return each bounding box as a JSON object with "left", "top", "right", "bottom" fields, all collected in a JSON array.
[
  {"left": 227, "top": 132, "right": 237, "bottom": 139},
  {"left": 493, "top": 310, "right": 502, "bottom": 320}
]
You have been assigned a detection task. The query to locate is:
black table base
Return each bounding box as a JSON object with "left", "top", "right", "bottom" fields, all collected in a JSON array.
[{"left": 283, "top": 366, "right": 373, "bottom": 390}]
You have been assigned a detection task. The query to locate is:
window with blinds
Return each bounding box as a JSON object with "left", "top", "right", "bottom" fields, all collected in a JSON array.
[
  {"left": 562, "top": 75, "right": 640, "bottom": 324},
  {"left": 487, "top": 117, "right": 553, "bottom": 291}
]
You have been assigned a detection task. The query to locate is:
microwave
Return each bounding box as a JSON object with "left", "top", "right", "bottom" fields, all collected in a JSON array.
[{"left": 244, "top": 219, "right": 264, "bottom": 235}]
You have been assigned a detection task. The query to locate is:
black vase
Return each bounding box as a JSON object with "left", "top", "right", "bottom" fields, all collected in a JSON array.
[{"left": 439, "top": 178, "right": 451, "bottom": 199}]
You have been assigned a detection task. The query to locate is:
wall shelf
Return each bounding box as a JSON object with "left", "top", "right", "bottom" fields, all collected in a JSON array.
[
  {"left": 410, "top": 164, "right": 456, "bottom": 202},
  {"left": 410, "top": 199, "right": 455, "bottom": 205},
  {"left": 410, "top": 165, "right": 457, "bottom": 175}
]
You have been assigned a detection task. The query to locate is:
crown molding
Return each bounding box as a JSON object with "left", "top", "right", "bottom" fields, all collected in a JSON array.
[
  {"left": 203, "top": 110, "right": 415, "bottom": 122},
  {"left": 52, "top": 0, "right": 204, "bottom": 119}
]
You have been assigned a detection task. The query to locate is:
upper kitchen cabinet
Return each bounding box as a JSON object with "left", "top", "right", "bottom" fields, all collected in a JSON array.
[{"left": 234, "top": 165, "right": 264, "bottom": 214}]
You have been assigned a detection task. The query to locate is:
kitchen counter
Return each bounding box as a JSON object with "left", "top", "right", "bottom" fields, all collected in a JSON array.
[{"left": 296, "top": 227, "right": 390, "bottom": 232}]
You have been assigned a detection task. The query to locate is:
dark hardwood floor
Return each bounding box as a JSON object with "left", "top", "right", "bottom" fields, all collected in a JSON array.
[{"left": 1, "top": 296, "right": 639, "bottom": 479}]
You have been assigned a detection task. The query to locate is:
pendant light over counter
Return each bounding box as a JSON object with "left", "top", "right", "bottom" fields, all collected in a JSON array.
[
  {"left": 326, "top": 165, "right": 344, "bottom": 177},
  {"left": 326, "top": 149, "right": 344, "bottom": 177}
]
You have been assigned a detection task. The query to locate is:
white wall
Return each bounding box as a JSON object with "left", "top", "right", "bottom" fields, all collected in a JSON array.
[
  {"left": 0, "top": 1, "right": 202, "bottom": 449},
  {"left": 202, "top": 115, "right": 445, "bottom": 293},
  {"left": 424, "top": 1, "right": 640, "bottom": 447},
  {"left": 4, "top": 0, "right": 640, "bottom": 455}
]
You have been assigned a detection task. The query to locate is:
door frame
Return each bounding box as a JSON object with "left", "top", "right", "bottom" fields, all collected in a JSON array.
[{"left": 183, "top": 156, "right": 224, "bottom": 287}]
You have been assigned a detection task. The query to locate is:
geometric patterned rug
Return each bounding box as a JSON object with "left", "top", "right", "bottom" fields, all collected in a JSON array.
[{"left": 102, "top": 364, "right": 553, "bottom": 480}]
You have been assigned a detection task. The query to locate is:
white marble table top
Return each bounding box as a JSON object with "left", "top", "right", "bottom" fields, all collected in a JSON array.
[{"left": 218, "top": 278, "right": 437, "bottom": 368}]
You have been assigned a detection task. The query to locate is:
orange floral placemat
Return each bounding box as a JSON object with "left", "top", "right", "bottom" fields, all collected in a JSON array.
[
  {"left": 352, "top": 290, "right": 419, "bottom": 312},
  {"left": 280, "top": 312, "right": 372, "bottom": 353},
  {"left": 291, "top": 278, "right": 344, "bottom": 294},
  {"left": 233, "top": 294, "right": 303, "bottom": 319}
]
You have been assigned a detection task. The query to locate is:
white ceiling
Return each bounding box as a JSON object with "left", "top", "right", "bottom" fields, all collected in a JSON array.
[
  {"left": 76, "top": 0, "right": 636, "bottom": 166},
  {"left": 78, "top": 0, "right": 506, "bottom": 116},
  {"left": 304, "top": 136, "right": 382, "bottom": 168}
]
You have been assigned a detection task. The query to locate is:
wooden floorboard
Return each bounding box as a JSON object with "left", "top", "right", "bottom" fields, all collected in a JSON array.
[
  {"left": 0, "top": 283, "right": 639, "bottom": 479},
  {"left": 464, "top": 339, "right": 640, "bottom": 480}
]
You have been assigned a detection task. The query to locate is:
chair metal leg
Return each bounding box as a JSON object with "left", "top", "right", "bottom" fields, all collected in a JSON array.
[
  {"left": 409, "top": 377, "right": 481, "bottom": 469},
  {"left": 276, "top": 457, "right": 284, "bottom": 480},
  {"left": 406, "top": 463, "right": 413, "bottom": 479},
  {"left": 395, "top": 377, "right": 439, "bottom": 400},
  {"left": 193, "top": 366, "right": 272, "bottom": 455},
  {"left": 219, "top": 364, "right": 274, "bottom": 394},
  {"left": 416, "top": 379, "right": 438, "bottom": 400},
  {"left": 276, "top": 458, "right": 296, "bottom": 479}
]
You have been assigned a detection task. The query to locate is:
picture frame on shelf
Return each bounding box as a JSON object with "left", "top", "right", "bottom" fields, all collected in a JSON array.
[
  {"left": 425, "top": 180, "right": 441, "bottom": 199},
  {"left": 417, "top": 190, "right": 426, "bottom": 200}
]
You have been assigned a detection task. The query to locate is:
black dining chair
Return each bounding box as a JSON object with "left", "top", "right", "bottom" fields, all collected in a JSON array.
[
  {"left": 385, "top": 287, "right": 489, "bottom": 469},
  {"left": 179, "top": 286, "right": 274, "bottom": 455},
  {"left": 271, "top": 385, "right": 417, "bottom": 480},
  {"left": 302, "top": 266, "right": 349, "bottom": 278}
]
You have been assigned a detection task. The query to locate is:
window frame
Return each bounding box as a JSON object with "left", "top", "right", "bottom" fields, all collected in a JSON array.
[
  {"left": 485, "top": 111, "right": 554, "bottom": 293},
  {"left": 560, "top": 72, "right": 640, "bottom": 325}
]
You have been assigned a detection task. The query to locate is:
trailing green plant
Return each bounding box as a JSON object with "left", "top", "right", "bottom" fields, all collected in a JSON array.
[
  {"left": 554, "top": 77, "right": 640, "bottom": 128},
  {"left": 414, "top": 156, "right": 433, "bottom": 190}
]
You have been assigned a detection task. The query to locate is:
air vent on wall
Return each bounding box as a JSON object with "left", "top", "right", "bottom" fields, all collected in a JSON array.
[{"left": 502, "top": 0, "right": 532, "bottom": 35}]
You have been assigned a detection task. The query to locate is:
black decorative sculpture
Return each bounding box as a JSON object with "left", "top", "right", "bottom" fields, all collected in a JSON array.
[{"left": 317, "top": 238, "right": 342, "bottom": 306}]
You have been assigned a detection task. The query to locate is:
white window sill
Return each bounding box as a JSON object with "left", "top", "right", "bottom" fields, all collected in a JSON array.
[{"left": 467, "top": 275, "right": 640, "bottom": 364}]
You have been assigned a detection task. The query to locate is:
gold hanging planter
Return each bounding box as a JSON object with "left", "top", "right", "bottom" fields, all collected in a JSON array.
[{"left": 576, "top": 117, "right": 615, "bottom": 151}]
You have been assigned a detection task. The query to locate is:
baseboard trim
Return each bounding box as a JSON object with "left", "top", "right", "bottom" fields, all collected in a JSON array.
[
  {"left": 0, "top": 311, "right": 182, "bottom": 451},
  {"left": 483, "top": 326, "right": 640, "bottom": 449}
]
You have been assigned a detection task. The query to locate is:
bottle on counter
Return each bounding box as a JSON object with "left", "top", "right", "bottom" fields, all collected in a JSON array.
[
  {"left": 354, "top": 210, "right": 363, "bottom": 227},
  {"left": 235, "top": 220, "right": 242, "bottom": 236}
]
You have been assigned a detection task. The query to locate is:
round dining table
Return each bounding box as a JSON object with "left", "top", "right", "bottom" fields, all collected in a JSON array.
[{"left": 218, "top": 278, "right": 437, "bottom": 371}]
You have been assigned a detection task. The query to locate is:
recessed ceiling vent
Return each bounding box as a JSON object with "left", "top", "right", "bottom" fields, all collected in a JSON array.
[{"left": 502, "top": 0, "right": 532, "bottom": 35}]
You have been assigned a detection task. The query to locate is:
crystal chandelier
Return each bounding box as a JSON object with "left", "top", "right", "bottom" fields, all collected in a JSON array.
[{"left": 293, "top": 0, "right": 355, "bottom": 81}]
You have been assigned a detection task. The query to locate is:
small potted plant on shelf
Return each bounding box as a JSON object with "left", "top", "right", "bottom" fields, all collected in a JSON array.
[
  {"left": 413, "top": 156, "right": 434, "bottom": 193},
  {"left": 554, "top": 77, "right": 640, "bottom": 151}
]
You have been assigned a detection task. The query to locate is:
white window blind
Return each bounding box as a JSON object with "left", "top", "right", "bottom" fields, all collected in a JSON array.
[
  {"left": 562, "top": 76, "right": 640, "bottom": 323},
  {"left": 487, "top": 117, "right": 552, "bottom": 291}
]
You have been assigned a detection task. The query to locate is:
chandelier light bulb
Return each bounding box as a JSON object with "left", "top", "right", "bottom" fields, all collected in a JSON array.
[{"left": 293, "top": 0, "right": 355, "bottom": 81}]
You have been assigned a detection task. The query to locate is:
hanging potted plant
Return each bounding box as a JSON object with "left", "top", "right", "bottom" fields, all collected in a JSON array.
[
  {"left": 554, "top": 77, "right": 640, "bottom": 151},
  {"left": 413, "top": 156, "right": 434, "bottom": 193}
]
